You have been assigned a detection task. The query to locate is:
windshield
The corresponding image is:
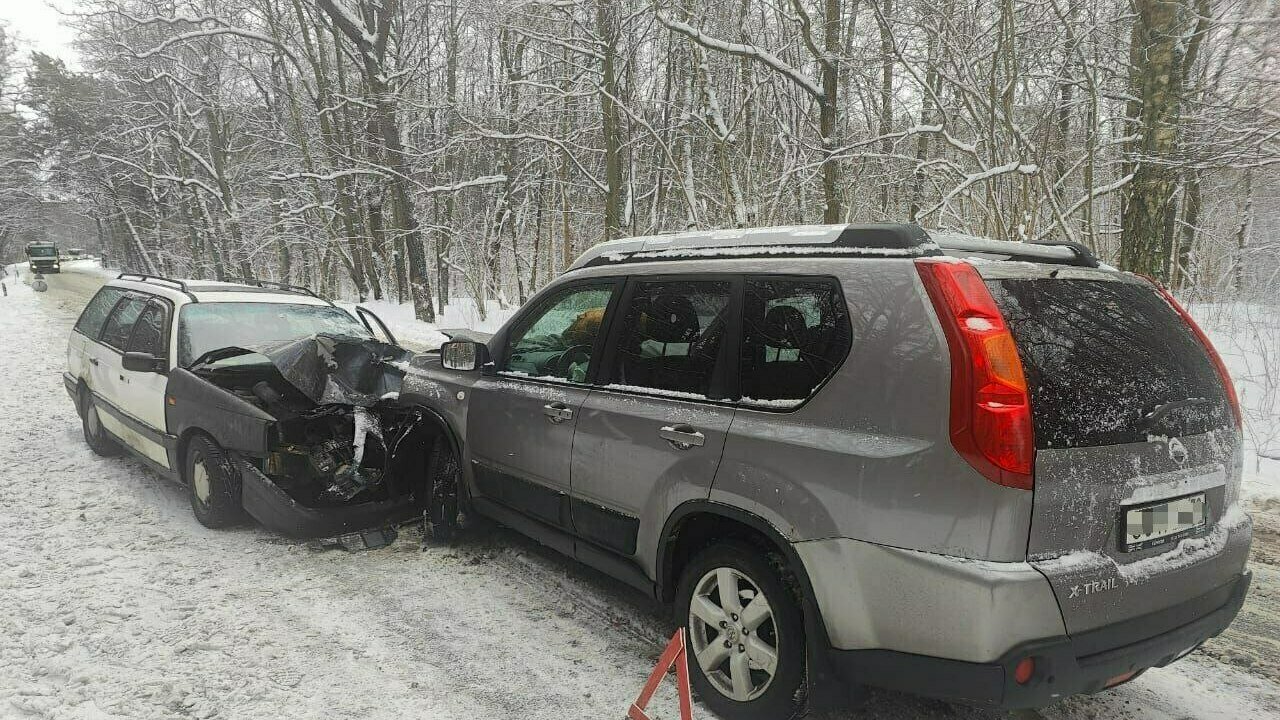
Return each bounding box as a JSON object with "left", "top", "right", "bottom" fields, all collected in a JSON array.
[
  {"left": 28, "top": 246, "right": 56, "bottom": 257},
  {"left": 177, "top": 302, "right": 370, "bottom": 367}
]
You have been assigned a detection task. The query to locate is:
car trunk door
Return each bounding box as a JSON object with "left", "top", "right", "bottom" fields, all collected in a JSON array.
[{"left": 982, "top": 266, "right": 1249, "bottom": 634}]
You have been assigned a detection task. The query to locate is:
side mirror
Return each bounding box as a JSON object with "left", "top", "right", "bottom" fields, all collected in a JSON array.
[
  {"left": 440, "top": 340, "right": 489, "bottom": 371},
  {"left": 122, "top": 351, "right": 166, "bottom": 373}
]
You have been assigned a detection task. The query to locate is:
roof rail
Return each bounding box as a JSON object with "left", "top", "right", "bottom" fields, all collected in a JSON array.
[
  {"left": 573, "top": 223, "right": 941, "bottom": 269},
  {"left": 219, "top": 277, "right": 326, "bottom": 299},
  {"left": 929, "top": 233, "right": 1101, "bottom": 268},
  {"left": 117, "top": 273, "right": 194, "bottom": 294}
]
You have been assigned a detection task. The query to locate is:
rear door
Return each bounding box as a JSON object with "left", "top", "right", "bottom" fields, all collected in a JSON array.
[
  {"left": 570, "top": 277, "right": 737, "bottom": 568},
  {"left": 69, "top": 286, "right": 129, "bottom": 387},
  {"left": 467, "top": 279, "right": 621, "bottom": 541},
  {"left": 983, "top": 266, "right": 1249, "bottom": 633}
]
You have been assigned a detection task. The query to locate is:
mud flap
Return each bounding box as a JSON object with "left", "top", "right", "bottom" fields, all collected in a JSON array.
[{"left": 232, "top": 454, "right": 417, "bottom": 539}]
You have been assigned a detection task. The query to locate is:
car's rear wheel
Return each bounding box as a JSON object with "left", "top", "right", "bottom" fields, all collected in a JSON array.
[
  {"left": 185, "top": 434, "right": 243, "bottom": 529},
  {"left": 81, "top": 390, "right": 120, "bottom": 457},
  {"left": 676, "top": 542, "right": 806, "bottom": 720}
]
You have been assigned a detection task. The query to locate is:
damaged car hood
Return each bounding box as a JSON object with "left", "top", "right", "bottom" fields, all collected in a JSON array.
[{"left": 195, "top": 333, "right": 413, "bottom": 408}]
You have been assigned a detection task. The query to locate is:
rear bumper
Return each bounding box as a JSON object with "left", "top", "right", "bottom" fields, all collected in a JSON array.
[
  {"left": 63, "top": 373, "right": 78, "bottom": 406},
  {"left": 828, "top": 570, "right": 1251, "bottom": 708},
  {"left": 232, "top": 454, "right": 417, "bottom": 538}
]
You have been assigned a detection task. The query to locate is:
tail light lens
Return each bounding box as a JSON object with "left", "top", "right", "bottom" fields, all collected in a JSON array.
[
  {"left": 1146, "top": 280, "right": 1243, "bottom": 431},
  {"left": 916, "top": 259, "right": 1035, "bottom": 490}
]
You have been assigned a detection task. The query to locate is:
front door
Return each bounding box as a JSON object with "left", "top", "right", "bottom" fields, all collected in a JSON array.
[
  {"left": 115, "top": 298, "right": 172, "bottom": 467},
  {"left": 570, "top": 277, "right": 737, "bottom": 570},
  {"left": 94, "top": 292, "right": 169, "bottom": 465},
  {"left": 467, "top": 280, "right": 621, "bottom": 533}
]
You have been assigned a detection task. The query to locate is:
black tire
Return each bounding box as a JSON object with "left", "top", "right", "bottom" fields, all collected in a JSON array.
[
  {"left": 81, "top": 390, "right": 120, "bottom": 457},
  {"left": 185, "top": 434, "right": 244, "bottom": 528},
  {"left": 423, "top": 435, "right": 461, "bottom": 543},
  {"left": 676, "top": 542, "right": 806, "bottom": 720}
]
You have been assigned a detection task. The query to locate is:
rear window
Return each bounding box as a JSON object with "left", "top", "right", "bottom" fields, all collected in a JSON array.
[
  {"left": 987, "top": 278, "right": 1231, "bottom": 449},
  {"left": 75, "top": 287, "right": 128, "bottom": 339}
]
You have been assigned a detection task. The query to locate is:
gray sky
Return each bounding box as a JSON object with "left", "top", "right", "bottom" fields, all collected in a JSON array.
[{"left": 0, "top": 1, "right": 80, "bottom": 69}]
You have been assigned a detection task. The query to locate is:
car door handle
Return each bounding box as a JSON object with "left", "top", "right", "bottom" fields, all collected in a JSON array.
[
  {"left": 89, "top": 358, "right": 99, "bottom": 366},
  {"left": 659, "top": 425, "right": 705, "bottom": 449},
  {"left": 543, "top": 403, "right": 573, "bottom": 423}
]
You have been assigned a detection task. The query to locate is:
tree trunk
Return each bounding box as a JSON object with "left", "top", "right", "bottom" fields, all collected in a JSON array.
[
  {"left": 597, "top": 0, "right": 624, "bottom": 240},
  {"left": 1119, "top": 0, "right": 1191, "bottom": 282},
  {"left": 876, "top": 0, "right": 893, "bottom": 216},
  {"left": 821, "top": 0, "right": 843, "bottom": 223}
]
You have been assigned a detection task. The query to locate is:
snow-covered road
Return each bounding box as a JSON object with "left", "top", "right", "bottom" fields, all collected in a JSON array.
[{"left": 1, "top": 265, "right": 1278, "bottom": 720}]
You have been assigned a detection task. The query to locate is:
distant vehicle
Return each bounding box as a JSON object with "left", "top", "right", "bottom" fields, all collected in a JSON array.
[
  {"left": 26, "top": 242, "right": 60, "bottom": 273},
  {"left": 66, "top": 248, "right": 85, "bottom": 257},
  {"left": 411, "top": 223, "right": 1251, "bottom": 715}
]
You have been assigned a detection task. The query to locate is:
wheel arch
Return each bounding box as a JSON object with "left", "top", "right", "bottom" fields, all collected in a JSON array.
[
  {"left": 174, "top": 426, "right": 210, "bottom": 485},
  {"left": 657, "top": 501, "right": 846, "bottom": 706},
  {"left": 657, "top": 501, "right": 815, "bottom": 607}
]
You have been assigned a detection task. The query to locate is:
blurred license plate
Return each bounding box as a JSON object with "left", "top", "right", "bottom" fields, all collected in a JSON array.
[{"left": 1123, "top": 493, "right": 1207, "bottom": 551}]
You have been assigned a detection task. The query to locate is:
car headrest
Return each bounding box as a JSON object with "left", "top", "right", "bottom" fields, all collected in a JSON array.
[
  {"left": 762, "top": 305, "right": 808, "bottom": 349},
  {"left": 641, "top": 294, "right": 699, "bottom": 343}
]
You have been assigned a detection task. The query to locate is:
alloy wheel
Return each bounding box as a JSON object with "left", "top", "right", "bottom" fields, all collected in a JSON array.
[{"left": 687, "top": 566, "right": 780, "bottom": 702}]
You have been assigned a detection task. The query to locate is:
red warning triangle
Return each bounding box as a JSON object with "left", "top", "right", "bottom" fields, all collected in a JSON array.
[{"left": 628, "top": 629, "right": 694, "bottom": 720}]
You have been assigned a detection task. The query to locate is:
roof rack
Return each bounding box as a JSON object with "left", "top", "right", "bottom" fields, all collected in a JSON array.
[
  {"left": 217, "top": 277, "right": 328, "bottom": 300},
  {"left": 929, "top": 233, "right": 1100, "bottom": 268},
  {"left": 573, "top": 223, "right": 942, "bottom": 269},
  {"left": 117, "top": 273, "right": 195, "bottom": 296}
]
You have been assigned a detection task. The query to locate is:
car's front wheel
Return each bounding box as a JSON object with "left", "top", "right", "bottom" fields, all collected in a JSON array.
[
  {"left": 185, "top": 434, "right": 244, "bottom": 528},
  {"left": 676, "top": 542, "right": 806, "bottom": 720},
  {"left": 81, "top": 390, "right": 120, "bottom": 457}
]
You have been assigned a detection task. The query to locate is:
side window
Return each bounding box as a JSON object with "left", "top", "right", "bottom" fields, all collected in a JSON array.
[
  {"left": 502, "top": 283, "right": 615, "bottom": 382},
  {"left": 74, "top": 287, "right": 127, "bottom": 340},
  {"left": 100, "top": 295, "right": 148, "bottom": 351},
  {"left": 610, "top": 279, "right": 732, "bottom": 398},
  {"left": 126, "top": 300, "right": 169, "bottom": 357},
  {"left": 740, "top": 277, "right": 851, "bottom": 403}
]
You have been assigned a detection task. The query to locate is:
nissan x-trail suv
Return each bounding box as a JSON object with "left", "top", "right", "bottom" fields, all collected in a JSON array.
[{"left": 406, "top": 224, "right": 1251, "bottom": 716}]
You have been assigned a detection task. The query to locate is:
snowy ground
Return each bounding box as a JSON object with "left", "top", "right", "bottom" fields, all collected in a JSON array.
[{"left": 1, "top": 264, "right": 1278, "bottom": 720}]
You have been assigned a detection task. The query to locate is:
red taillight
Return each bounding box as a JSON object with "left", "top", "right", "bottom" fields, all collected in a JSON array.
[
  {"left": 1146, "top": 280, "right": 1243, "bottom": 431},
  {"left": 916, "top": 259, "right": 1035, "bottom": 490}
]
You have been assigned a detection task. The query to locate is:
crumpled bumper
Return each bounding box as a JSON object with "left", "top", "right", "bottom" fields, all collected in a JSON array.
[{"left": 232, "top": 454, "right": 417, "bottom": 538}]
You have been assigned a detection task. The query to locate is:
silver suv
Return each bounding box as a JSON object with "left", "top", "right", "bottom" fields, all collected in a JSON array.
[{"left": 404, "top": 224, "right": 1252, "bottom": 717}]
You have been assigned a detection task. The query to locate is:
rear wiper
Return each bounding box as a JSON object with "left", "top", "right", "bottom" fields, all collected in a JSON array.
[{"left": 1141, "top": 397, "right": 1212, "bottom": 430}]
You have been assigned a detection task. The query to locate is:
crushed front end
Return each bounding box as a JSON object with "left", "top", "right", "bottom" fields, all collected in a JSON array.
[{"left": 178, "top": 334, "right": 438, "bottom": 539}]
